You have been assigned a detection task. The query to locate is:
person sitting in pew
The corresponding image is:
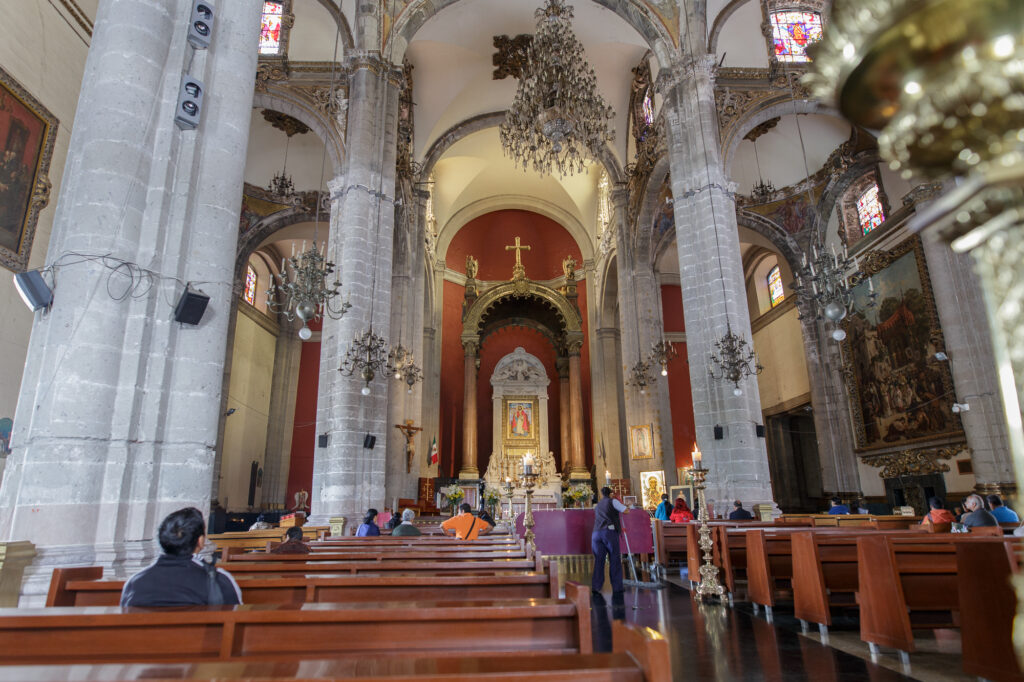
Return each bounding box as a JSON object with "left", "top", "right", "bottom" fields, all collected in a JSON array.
[
  {"left": 669, "top": 497, "right": 694, "bottom": 523},
  {"left": 921, "top": 496, "right": 956, "bottom": 525},
  {"left": 271, "top": 526, "right": 311, "bottom": 554},
  {"left": 390, "top": 508, "right": 422, "bottom": 536},
  {"left": 355, "top": 508, "right": 381, "bottom": 537},
  {"left": 728, "top": 500, "right": 753, "bottom": 520},
  {"left": 654, "top": 494, "right": 672, "bottom": 522},
  {"left": 440, "top": 503, "right": 493, "bottom": 540},
  {"left": 987, "top": 494, "right": 1019, "bottom": 523},
  {"left": 121, "top": 507, "right": 242, "bottom": 607},
  {"left": 826, "top": 497, "right": 850, "bottom": 515},
  {"left": 961, "top": 494, "right": 998, "bottom": 527}
]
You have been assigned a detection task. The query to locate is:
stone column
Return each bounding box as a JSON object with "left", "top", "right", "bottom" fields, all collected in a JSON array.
[
  {"left": 459, "top": 340, "right": 480, "bottom": 478},
  {"left": 312, "top": 55, "right": 402, "bottom": 524},
  {"left": 557, "top": 358, "right": 570, "bottom": 467},
  {"left": 659, "top": 55, "right": 775, "bottom": 509},
  {"left": 567, "top": 342, "right": 588, "bottom": 479},
  {"left": 595, "top": 327, "right": 627, "bottom": 476},
  {"left": 0, "top": 0, "right": 262, "bottom": 601},
  {"left": 262, "top": 317, "right": 303, "bottom": 508}
]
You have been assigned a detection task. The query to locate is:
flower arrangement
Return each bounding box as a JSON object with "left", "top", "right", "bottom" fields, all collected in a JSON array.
[
  {"left": 482, "top": 488, "right": 501, "bottom": 507},
  {"left": 562, "top": 483, "right": 593, "bottom": 507},
  {"left": 439, "top": 484, "right": 464, "bottom": 509}
]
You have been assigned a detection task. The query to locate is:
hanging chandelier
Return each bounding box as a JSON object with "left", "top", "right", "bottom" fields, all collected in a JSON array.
[
  {"left": 648, "top": 338, "right": 677, "bottom": 377},
  {"left": 265, "top": 240, "right": 350, "bottom": 339},
  {"left": 625, "top": 357, "right": 653, "bottom": 394},
  {"left": 268, "top": 134, "right": 296, "bottom": 198},
  {"left": 499, "top": 0, "right": 614, "bottom": 177},
  {"left": 389, "top": 343, "right": 424, "bottom": 394},
  {"left": 792, "top": 240, "right": 877, "bottom": 341},
  {"left": 340, "top": 327, "right": 390, "bottom": 395},
  {"left": 748, "top": 132, "right": 777, "bottom": 204},
  {"left": 708, "top": 323, "right": 763, "bottom": 396}
]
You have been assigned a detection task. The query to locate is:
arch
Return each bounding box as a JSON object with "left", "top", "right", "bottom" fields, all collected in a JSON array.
[
  {"left": 462, "top": 280, "right": 584, "bottom": 349},
  {"left": 735, "top": 208, "right": 803, "bottom": 273},
  {"left": 311, "top": 0, "right": 355, "bottom": 52},
  {"left": 252, "top": 91, "right": 345, "bottom": 175},
  {"left": 631, "top": 157, "right": 672, "bottom": 267},
  {"left": 437, "top": 197, "right": 595, "bottom": 265},
  {"left": 708, "top": 0, "right": 755, "bottom": 54},
  {"left": 234, "top": 203, "right": 330, "bottom": 284},
  {"left": 386, "top": 0, "right": 676, "bottom": 69},
  {"left": 814, "top": 153, "right": 885, "bottom": 244},
  {"left": 723, "top": 99, "right": 841, "bottom": 175}
]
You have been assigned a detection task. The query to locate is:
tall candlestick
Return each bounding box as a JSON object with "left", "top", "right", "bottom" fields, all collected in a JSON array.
[
  {"left": 692, "top": 444, "right": 703, "bottom": 469},
  {"left": 605, "top": 470, "right": 612, "bottom": 486}
]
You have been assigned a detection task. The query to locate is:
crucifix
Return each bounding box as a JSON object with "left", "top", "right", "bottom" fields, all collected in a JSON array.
[
  {"left": 394, "top": 419, "right": 423, "bottom": 473},
  {"left": 506, "top": 236, "right": 530, "bottom": 281}
]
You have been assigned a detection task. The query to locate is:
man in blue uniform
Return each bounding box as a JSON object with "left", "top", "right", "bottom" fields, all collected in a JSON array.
[{"left": 592, "top": 486, "right": 629, "bottom": 594}]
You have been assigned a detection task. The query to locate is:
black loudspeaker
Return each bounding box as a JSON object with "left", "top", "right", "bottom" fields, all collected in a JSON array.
[
  {"left": 173, "top": 287, "right": 209, "bottom": 325},
  {"left": 174, "top": 76, "right": 204, "bottom": 130},
  {"left": 755, "top": 424, "right": 765, "bottom": 438},
  {"left": 363, "top": 434, "right": 376, "bottom": 449},
  {"left": 187, "top": 2, "right": 214, "bottom": 49},
  {"left": 318, "top": 433, "right": 329, "bottom": 448},
  {"left": 713, "top": 425, "right": 724, "bottom": 440}
]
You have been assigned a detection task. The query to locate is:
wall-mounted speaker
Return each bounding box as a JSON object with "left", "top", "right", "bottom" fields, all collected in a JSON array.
[
  {"left": 173, "top": 287, "right": 209, "bottom": 325},
  {"left": 13, "top": 270, "right": 53, "bottom": 311},
  {"left": 318, "top": 433, "right": 329, "bottom": 448},
  {"left": 755, "top": 424, "right": 765, "bottom": 438},
  {"left": 713, "top": 425, "right": 724, "bottom": 440},
  {"left": 174, "top": 76, "right": 204, "bottom": 130},
  {"left": 363, "top": 434, "right": 376, "bottom": 449},
  {"left": 187, "top": 2, "right": 214, "bottom": 49}
]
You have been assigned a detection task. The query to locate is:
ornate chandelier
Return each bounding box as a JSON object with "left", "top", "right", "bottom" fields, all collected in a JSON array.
[
  {"left": 499, "top": 0, "right": 614, "bottom": 176},
  {"left": 649, "top": 338, "right": 677, "bottom": 377},
  {"left": 389, "top": 343, "right": 423, "bottom": 394},
  {"left": 625, "top": 357, "right": 653, "bottom": 394},
  {"left": 708, "top": 323, "right": 763, "bottom": 396},
  {"left": 340, "top": 327, "right": 390, "bottom": 395},
  {"left": 265, "top": 240, "right": 350, "bottom": 339},
  {"left": 268, "top": 134, "right": 296, "bottom": 198},
  {"left": 792, "top": 239, "right": 877, "bottom": 341}
]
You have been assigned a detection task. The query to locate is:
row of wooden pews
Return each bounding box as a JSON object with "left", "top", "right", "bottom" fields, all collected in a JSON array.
[
  {"left": 665, "top": 517, "right": 1021, "bottom": 680},
  {"left": 0, "top": 528, "right": 672, "bottom": 681}
]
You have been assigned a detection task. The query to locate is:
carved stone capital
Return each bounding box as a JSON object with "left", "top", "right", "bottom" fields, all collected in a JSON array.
[{"left": 862, "top": 444, "right": 966, "bottom": 479}]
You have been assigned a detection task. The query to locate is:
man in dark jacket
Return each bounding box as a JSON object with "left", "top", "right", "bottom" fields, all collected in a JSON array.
[
  {"left": 271, "top": 526, "right": 311, "bottom": 554},
  {"left": 120, "top": 507, "right": 242, "bottom": 607},
  {"left": 729, "top": 500, "right": 754, "bottom": 520},
  {"left": 592, "top": 487, "right": 629, "bottom": 594}
]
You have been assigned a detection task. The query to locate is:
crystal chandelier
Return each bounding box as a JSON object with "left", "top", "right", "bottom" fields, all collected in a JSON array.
[
  {"left": 268, "top": 134, "right": 296, "bottom": 198},
  {"left": 266, "top": 240, "right": 350, "bottom": 339},
  {"left": 340, "top": 327, "right": 390, "bottom": 395},
  {"left": 708, "top": 323, "right": 763, "bottom": 396},
  {"left": 792, "top": 239, "right": 877, "bottom": 341},
  {"left": 499, "top": 0, "right": 615, "bottom": 176}
]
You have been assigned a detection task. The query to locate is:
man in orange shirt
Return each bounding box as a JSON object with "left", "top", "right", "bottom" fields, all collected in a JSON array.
[{"left": 440, "top": 503, "right": 493, "bottom": 540}]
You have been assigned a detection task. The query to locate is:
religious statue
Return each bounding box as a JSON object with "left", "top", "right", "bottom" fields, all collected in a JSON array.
[
  {"left": 292, "top": 489, "right": 310, "bottom": 512},
  {"left": 539, "top": 450, "right": 557, "bottom": 479},
  {"left": 562, "top": 254, "right": 577, "bottom": 281},
  {"left": 465, "top": 254, "right": 478, "bottom": 279},
  {"left": 394, "top": 419, "right": 423, "bottom": 473}
]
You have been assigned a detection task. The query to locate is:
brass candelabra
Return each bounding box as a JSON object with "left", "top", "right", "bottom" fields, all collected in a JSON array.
[
  {"left": 690, "top": 461, "right": 724, "bottom": 601},
  {"left": 520, "top": 470, "right": 539, "bottom": 553}
]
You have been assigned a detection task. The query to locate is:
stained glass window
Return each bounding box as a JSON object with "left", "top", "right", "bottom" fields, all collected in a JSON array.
[
  {"left": 244, "top": 265, "right": 257, "bottom": 306},
  {"left": 260, "top": 2, "right": 284, "bottom": 55},
  {"left": 641, "top": 93, "right": 654, "bottom": 127},
  {"left": 770, "top": 11, "right": 823, "bottom": 63},
  {"left": 768, "top": 265, "right": 784, "bottom": 307},
  {"left": 856, "top": 184, "right": 885, "bottom": 234}
]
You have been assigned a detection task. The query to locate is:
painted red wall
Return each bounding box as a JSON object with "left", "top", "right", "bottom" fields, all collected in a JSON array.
[
  {"left": 661, "top": 284, "right": 697, "bottom": 469},
  {"left": 286, "top": 319, "right": 321, "bottom": 504},
  {"left": 440, "top": 210, "right": 592, "bottom": 477}
]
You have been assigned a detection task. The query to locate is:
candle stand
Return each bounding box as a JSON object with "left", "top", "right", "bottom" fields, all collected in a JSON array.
[
  {"left": 690, "top": 464, "right": 724, "bottom": 601},
  {"left": 503, "top": 479, "right": 515, "bottom": 522},
  {"left": 520, "top": 470, "right": 539, "bottom": 553}
]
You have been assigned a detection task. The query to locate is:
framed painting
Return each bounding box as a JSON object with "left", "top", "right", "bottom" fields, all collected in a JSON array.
[
  {"left": 668, "top": 484, "right": 694, "bottom": 511},
  {"left": 629, "top": 424, "right": 654, "bottom": 460},
  {"left": 503, "top": 397, "right": 538, "bottom": 441},
  {"left": 0, "top": 67, "right": 58, "bottom": 272},
  {"left": 842, "top": 237, "right": 963, "bottom": 452},
  {"left": 640, "top": 470, "right": 666, "bottom": 510}
]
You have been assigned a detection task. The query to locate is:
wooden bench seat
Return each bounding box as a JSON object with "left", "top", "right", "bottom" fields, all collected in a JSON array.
[
  {"left": 47, "top": 566, "right": 560, "bottom": 607},
  {"left": 218, "top": 556, "right": 544, "bottom": 577},
  {"left": 208, "top": 528, "right": 329, "bottom": 551},
  {"left": 0, "top": 621, "right": 669, "bottom": 681},
  {"left": 0, "top": 584, "right": 592, "bottom": 665},
  {"left": 229, "top": 549, "right": 530, "bottom": 563}
]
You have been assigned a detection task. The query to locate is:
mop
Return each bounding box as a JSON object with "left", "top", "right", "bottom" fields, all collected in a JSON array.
[{"left": 621, "top": 526, "right": 663, "bottom": 589}]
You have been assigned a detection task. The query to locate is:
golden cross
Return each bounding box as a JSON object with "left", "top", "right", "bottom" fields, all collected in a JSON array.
[{"left": 505, "top": 236, "right": 531, "bottom": 266}]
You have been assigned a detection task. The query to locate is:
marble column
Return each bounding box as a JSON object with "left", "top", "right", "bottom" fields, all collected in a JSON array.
[
  {"left": 557, "top": 358, "right": 570, "bottom": 468},
  {"left": 567, "top": 343, "right": 588, "bottom": 478},
  {"left": 659, "top": 55, "right": 775, "bottom": 509},
  {"left": 312, "top": 55, "right": 402, "bottom": 524},
  {"left": 0, "top": 0, "right": 262, "bottom": 602},
  {"left": 460, "top": 341, "right": 480, "bottom": 478}
]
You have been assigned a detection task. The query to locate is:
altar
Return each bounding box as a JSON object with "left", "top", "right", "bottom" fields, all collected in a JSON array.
[{"left": 512, "top": 508, "right": 654, "bottom": 555}]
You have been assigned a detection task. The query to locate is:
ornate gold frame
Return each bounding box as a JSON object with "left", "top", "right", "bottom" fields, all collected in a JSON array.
[
  {"left": 502, "top": 396, "right": 539, "bottom": 444},
  {"left": 0, "top": 66, "right": 58, "bottom": 273},
  {"left": 629, "top": 423, "right": 655, "bottom": 460},
  {"left": 841, "top": 236, "right": 964, "bottom": 452}
]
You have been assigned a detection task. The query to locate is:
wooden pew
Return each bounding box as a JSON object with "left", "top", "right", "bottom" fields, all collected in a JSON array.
[
  {"left": 0, "top": 621, "right": 670, "bottom": 682},
  {"left": 0, "top": 584, "right": 593, "bottom": 664},
  {"left": 226, "top": 548, "right": 531, "bottom": 563},
  {"left": 651, "top": 521, "right": 687, "bottom": 573},
  {"left": 208, "top": 527, "right": 330, "bottom": 551},
  {"left": 48, "top": 566, "right": 560, "bottom": 607},
  {"left": 217, "top": 555, "right": 544, "bottom": 577}
]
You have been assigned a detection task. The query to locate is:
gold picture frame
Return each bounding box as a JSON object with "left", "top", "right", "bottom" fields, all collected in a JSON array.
[
  {"left": 640, "top": 470, "right": 666, "bottom": 510},
  {"left": 629, "top": 424, "right": 654, "bottom": 460},
  {"left": 0, "top": 66, "right": 58, "bottom": 272},
  {"left": 503, "top": 396, "right": 539, "bottom": 442}
]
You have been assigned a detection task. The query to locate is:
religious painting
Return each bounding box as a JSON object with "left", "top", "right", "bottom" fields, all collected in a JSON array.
[
  {"left": 0, "top": 67, "right": 58, "bottom": 272},
  {"left": 503, "top": 397, "right": 538, "bottom": 441},
  {"left": 668, "top": 485, "right": 693, "bottom": 511},
  {"left": 842, "top": 237, "right": 962, "bottom": 452},
  {"left": 629, "top": 424, "right": 654, "bottom": 460},
  {"left": 640, "top": 470, "right": 666, "bottom": 511}
]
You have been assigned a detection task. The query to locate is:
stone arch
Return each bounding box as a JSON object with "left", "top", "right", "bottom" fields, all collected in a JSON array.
[
  {"left": 462, "top": 281, "right": 584, "bottom": 349},
  {"left": 814, "top": 153, "right": 887, "bottom": 245},
  {"left": 735, "top": 208, "right": 802, "bottom": 273},
  {"left": 234, "top": 202, "right": 330, "bottom": 284},
  {"left": 707, "top": 0, "right": 755, "bottom": 54},
  {"left": 631, "top": 158, "right": 672, "bottom": 267},
  {"left": 252, "top": 91, "right": 345, "bottom": 175},
  {"left": 723, "top": 99, "right": 842, "bottom": 175},
  {"left": 311, "top": 0, "right": 355, "bottom": 52},
  {"left": 386, "top": 0, "right": 677, "bottom": 69}
]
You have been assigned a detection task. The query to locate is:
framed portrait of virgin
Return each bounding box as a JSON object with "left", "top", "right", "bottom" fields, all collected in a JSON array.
[
  {"left": 0, "top": 67, "right": 57, "bottom": 272},
  {"left": 629, "top": 424, "right": 654, "bottom": 460}
]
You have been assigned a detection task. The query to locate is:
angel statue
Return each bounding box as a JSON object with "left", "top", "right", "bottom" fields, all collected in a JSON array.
[
  {"left": 466, "top": 254, "right": 479, "bottom": 279},
  {"left": 562, "top": 254, "right": 578, "bottom": 281}
]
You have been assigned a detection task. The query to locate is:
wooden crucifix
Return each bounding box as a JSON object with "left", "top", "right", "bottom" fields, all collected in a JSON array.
[{"left": 394, "top": 419, "right": 423, "bottom": 473}]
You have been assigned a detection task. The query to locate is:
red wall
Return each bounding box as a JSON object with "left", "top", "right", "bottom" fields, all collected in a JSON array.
[
  {"left": 286, "top": 320, "right": 321, "bottom": 504},
  {"left": 661, "top": 284, "right": 697, "bottom": 469},
  {"left": 441, "top": 210, "right": 593, "bottom": 477}
]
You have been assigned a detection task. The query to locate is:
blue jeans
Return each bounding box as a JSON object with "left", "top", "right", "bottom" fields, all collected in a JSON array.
[{"left": 591, "top": 528, "right": 623, "bottom": 592}]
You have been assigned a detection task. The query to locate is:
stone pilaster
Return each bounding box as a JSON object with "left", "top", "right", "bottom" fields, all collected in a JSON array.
[
  {"left": 594, "top": 327, "right": 627, "bottom": 477},
  {"left": 262, "top": 317, "right": 303, "bottom": 508},
  {"left": 0, "top": 0, "right": 262, "bottom": 602},
  {"left": 312, "top": 55, "right": 402, "bottom": 524},
  {"left": 660, "top": 55, "right": 775, "bottom": 509}
]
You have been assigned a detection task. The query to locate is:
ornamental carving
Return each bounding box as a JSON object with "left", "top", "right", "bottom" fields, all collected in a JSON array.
[
  {"left": 255, "top": 61, "right": 289, "bottom": 92},
  {"left": 863, "top": 445, "right": 966, "bottom": 479},
  {"left": 492, "top": 348, "right": 547, "bottom": 383},
  {"left": 715, "top": 67, "right": 811, "bottom": 157},
  {"left": 492, "top": 34, "right": 532, "bottom": 80},
  {"left": 261, "top": 109, "right": 310, "bottom": 137}
]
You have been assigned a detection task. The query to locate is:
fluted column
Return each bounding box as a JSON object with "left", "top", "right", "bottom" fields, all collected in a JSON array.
[
  {"left": 460, "top": 340, "right": 480, "bottom": 478},
  {"left": 557, "top": 358, "right": 570, "bottom": 468}
]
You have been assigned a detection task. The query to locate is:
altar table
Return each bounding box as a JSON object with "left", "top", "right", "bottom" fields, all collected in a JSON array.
[{"left": 514, "top": 508, "right": 653, "bottom": 555}]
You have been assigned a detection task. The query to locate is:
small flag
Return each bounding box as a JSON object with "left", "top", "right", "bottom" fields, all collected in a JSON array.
[{"left": 429, "top": 436, "right": 438, "bottom": 465}]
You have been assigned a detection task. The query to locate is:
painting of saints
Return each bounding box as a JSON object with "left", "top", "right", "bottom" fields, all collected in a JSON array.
[{"left": 508, "top": 402, "right": 532, "bottom": 438}]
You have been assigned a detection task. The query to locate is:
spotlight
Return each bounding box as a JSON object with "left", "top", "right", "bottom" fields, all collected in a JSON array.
[
  {"left": 13, "top": 270, "right": 53, "bottom": 311},
  {"left": 952, "top": 402, "right": 970, "bottom": 414},
  {"left": 187, "top": 2, "right": 214, "bottom": 49},
  {"left": 174, "top": 76, "right": 204, "bottom": 130}
]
